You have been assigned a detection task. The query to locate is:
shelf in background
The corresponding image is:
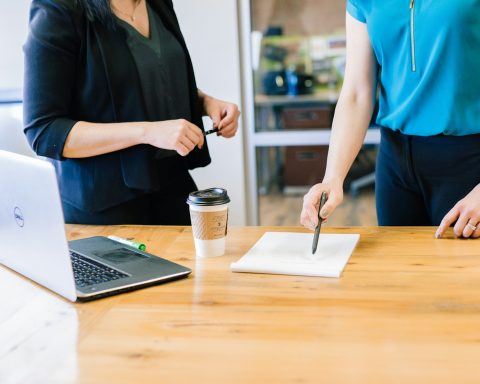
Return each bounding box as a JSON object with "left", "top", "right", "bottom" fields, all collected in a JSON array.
[
  {"left": 253, "top": 128, "right": 381, "bottom": 147},
  {"left": 255, "top": 92, "right": 339, "bottom": 107}
]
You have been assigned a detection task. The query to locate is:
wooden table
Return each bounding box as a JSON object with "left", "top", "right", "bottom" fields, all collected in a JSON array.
[{"left": 1, "top": 226, "right": 480, "bottom": 384}]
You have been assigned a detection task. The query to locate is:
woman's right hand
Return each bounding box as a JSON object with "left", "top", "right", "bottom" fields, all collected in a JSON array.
[
  {"left": 300, "top": 180, "right": 344, "bottom": 230},
  {"left": 144, "top": 119, "right": 205, "bottom": 156}
]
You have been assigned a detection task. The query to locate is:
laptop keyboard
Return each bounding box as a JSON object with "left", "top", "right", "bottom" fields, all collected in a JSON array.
[{"left": 70, "top": 251, "right": 128, "bottom": 288}]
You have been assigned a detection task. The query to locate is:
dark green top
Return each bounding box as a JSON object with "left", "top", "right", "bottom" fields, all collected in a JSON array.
[
  {"left": 118, "top": 3, "right": 192, "bottom": 123},
  {"left": 117, "top": 2, "right": 192, "bottom": 169}
]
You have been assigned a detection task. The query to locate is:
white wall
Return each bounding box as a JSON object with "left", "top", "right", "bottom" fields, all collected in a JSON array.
[
  {"left": 0, "top": 0, "right": 30, "bottom": 90},
  {"left": 0, "top": 1, "right": 32, "bottom": 156},
  {"left": 174, "top": 0, "right": 248, "bottom": 225}
]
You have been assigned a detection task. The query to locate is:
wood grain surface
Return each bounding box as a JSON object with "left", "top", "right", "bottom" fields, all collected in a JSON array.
[{"left": 1, "top": 226, "right": 480, "bottom": 384}]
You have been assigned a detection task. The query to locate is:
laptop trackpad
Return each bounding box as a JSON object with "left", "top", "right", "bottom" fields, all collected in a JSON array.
[{"left": 91, "top": 248, "right": 149, "bottom": 264}]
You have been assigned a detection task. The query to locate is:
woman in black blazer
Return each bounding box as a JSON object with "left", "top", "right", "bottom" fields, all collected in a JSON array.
[{"left": 23, "top": 0, "right": 240, "bottom": 225}]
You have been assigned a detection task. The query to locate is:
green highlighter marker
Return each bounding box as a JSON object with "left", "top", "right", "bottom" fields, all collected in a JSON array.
[{"left": 107, "top": 235, "right": 146, "bottom": 251}]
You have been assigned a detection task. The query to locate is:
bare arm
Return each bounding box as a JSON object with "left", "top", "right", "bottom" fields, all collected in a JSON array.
[
  {"left": 325, "top": 15, "right": 377, "bottom": 185},
  {"left": 63, "top": 88, "right": 242, "bottom": 158},
  {"left": 300, "top": 13, "right": 378, "bottom": 229},
  {"left": 63, "top": 119, "right": 205, "bottom": 158}
]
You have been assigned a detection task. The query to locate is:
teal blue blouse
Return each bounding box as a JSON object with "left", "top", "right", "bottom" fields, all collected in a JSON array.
[{"left": 347, "top": 0, "right": 480, "bottom": 136}]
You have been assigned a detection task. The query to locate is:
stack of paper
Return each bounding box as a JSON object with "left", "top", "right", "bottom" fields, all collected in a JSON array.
[{"left": 231, "top": 232, "right": 360, "bottom": 278}]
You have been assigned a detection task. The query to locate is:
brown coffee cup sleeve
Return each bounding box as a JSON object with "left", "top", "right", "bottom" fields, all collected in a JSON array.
[{"left": 190, "top": 209, "right": 228, "bottom": 240}]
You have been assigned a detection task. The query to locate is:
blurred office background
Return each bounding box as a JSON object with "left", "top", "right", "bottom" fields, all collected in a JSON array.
[
  {"left": 246, "top": 0, "right": 378, "bottom": 227},
  {"left": 0, "top": 0, "right": 377, "bottom": 227}
]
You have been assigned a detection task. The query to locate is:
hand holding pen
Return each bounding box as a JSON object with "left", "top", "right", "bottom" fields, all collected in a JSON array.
[
  {"left": 312, "top": 191, "right": 328, "bottom": 254},
  {"left": 201, "top": 92, "right": 240, "bottom": 138},
  {"left": 300, "top": 181, "right": 344, "bottom": 230},
  {"left": 204, "top": 127, "right": 221, "bottom": 136}
]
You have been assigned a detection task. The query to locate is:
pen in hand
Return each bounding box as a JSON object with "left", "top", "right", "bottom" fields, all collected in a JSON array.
[
  {"left": 311, "top": 191, "right": 328, "bottom": 254},
  {"left": 204, "top": 127, "right": 220, "bottom": 136}
]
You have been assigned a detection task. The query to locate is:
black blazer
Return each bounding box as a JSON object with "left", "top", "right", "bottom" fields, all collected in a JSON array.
[{"left": 23, "top": 0, "right": 211, "bottom": 212}]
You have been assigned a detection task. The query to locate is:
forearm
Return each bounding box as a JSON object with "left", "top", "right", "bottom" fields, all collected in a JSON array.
[
  {"left": 323, "top": 91, "right": 374, "bottom": 185},
  {"left": 197, "top": 88, "right": 206, "bottom": 102},
  {"left": 197, "top": 88, "right": 211, "bottom": 115},
  {"left": 62, "top": 121, "right": 148, "bottom": 158}
]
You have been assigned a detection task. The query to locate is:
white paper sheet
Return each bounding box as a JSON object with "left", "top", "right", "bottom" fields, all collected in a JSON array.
[{"left": 231, "top": 232, "right": 360, "bottom": 278}]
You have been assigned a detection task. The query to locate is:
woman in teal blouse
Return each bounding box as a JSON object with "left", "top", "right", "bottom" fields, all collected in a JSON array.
[{"left": 301, "top": 0, "right": 480, "bottom": 239}]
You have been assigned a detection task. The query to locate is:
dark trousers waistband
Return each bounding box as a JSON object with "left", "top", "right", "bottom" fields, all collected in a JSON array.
[{"left": 376, "top": 126, "right": 480, "bottom": 226}]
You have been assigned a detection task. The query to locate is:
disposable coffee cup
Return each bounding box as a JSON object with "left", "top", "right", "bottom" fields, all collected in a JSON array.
[{"left": 187, "top": 188, "right": 230, "bottom": 258}]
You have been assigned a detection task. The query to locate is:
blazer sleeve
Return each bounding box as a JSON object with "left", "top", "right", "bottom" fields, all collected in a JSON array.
[{"left": 23, "top": 0, "right": 80, "bottom": 160}]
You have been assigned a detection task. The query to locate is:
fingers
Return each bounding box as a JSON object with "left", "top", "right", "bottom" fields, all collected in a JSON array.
[
  {"left": 320, "top": 192, "right": 342, "bottom": 219},
  {"left": 436, "top": 206, "right": 459, "bottom": 238},
  {"left": 173, "top": 119, "right": 204, "bottom": 156},
  {"left": 190, "top": 121, "right": 205, "bottom": 149},
  {"left": 472, "top": 225, "right": 480, "bottom": 239},
  {"left": 436, "top": 201, "right": 480, "bottom": 239},
  {"left": 218, "top": 104, "right": 240, "bottom": 138},
  {"left": 206, "top": 97, "right": 241, "bottom": 138},
  {"left": 436, "top": 186, "right": 480, "bottom": 239},
  {"left": 463, "top": 220, "right": 480, "bottom": 238},
  {"left": 436, "top": 204, "right": 480, "bottom": 239},
  {"left": 175, "top": 142, "right": 191, "bottom": 157},
  {"left": 300, "top": 184, "right": 343, "bottom": 230},
  {"left": 149, "top": 119, "right": 206, "bottom": 155},
  {"left": 300, "top": 195, "right": 319, "bottom": 230},
  {"left": 210, "top": 110, "right": 222, "bottom": 130},
  {"left": 183, "top": 122, "right": 205, "bottom": 148},
  {"left": 453, "top": 212, "right": 469, "bottom": 238},
  {"left": 460, "top": 210, "right": 480, "bottom": 238},
  {"left": 218, "top": 119, "right": 239, "bottom": 138},
  {"left": 176, "top": 135, "right": 196, "bottom": 156},
  {"left": 218, "top": 104, "right": 238, "bottom": 127}
]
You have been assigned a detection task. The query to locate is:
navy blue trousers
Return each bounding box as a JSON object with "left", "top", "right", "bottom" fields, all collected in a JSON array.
[
  {"left": 375, "top": 127, "right": 480, "bottom": 226},
  {"left": 63, "top": 171, "right": 197, "bottom": 225}
]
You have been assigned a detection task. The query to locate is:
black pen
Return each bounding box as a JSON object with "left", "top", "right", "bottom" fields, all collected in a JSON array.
[
  {"left": 312, "top": 191, "right": 328, "bottom": 254},
  {"left": 204, "top": 127, "right": 220, "bottom": 136}
]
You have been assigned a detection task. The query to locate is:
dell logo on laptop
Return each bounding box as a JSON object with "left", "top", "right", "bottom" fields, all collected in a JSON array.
[{"left": 14, "top": 207, "right": 24, "bottom": 227}]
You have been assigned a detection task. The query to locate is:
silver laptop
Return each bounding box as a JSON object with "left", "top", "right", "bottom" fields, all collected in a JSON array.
[{"left": 0, "top": 150, "right": 191, "bottom": 302}]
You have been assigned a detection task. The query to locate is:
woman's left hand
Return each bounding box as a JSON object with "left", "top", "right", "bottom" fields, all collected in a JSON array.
[
  {"left": 436, "top": 184, "right": 480, "bottom": 239},
  {"left": 202, "top": 94, "right": 240, "bottom": 138}
]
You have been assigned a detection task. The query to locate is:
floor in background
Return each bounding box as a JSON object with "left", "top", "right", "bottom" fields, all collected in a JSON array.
[{"left": 259, "top": 188, "right": 377, "bottom": 227}]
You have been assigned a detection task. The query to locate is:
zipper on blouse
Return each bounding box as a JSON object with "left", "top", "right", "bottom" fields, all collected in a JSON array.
[{"left": 409, "top": 0, "right": 416, "bottom": 72}]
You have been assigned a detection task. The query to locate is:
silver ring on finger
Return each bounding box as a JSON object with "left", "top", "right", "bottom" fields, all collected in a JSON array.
[{"left": 466, "top": 223, "right": 477, "bottom": 231}]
